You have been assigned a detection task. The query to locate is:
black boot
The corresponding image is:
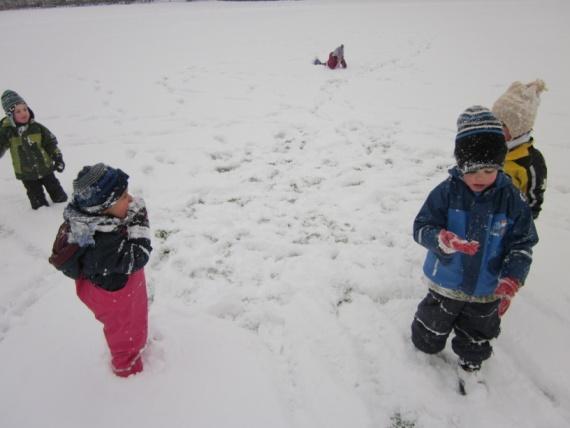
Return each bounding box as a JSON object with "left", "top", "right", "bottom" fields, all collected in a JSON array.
[
  {"left": 30, "top": 198, "right": 50, "bottom": 210},
  {"left": 459, "top": 359, "right": 481, "bottom": 372},
  {"left": 23, "top": 179, "right": 50, "bottom": 210},
  {"left": 50, "top": 190, "right": 68, "bottom": 203}
]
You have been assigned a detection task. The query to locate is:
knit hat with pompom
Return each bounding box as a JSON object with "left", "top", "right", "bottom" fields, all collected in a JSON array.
[{"left": 492, "top": 79, "right": 547, "bottom": 139}]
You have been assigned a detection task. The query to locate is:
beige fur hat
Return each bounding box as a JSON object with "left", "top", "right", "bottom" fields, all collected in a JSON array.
[{"left": 492, "top": 79, "right": 547, "bottom": 139}]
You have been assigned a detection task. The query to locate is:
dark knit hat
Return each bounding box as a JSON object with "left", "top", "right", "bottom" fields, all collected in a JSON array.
[
  {"left": 72, "top": 163, "right": 129, "bottom": 213},
  {"left": 1, "top": 90, "right": 26, "bottom": 115},
  {"left": 454, "top": 105, "right": 507, "bottom": 173}
]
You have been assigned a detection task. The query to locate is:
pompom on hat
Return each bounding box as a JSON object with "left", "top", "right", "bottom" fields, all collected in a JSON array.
[
  {"left": 454, "top": 105, "right": 507, "bottom": 174},
  {"left": 72, "top": 163, "right": 129, "bottom": 214},
  {"left": 492, "top": 79, "right": 547, "bottom": 139}
]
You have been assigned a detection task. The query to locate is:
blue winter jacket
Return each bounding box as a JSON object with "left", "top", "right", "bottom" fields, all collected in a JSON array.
[{"left": 413, "top": 167, "right": 538, "bottom": 297}]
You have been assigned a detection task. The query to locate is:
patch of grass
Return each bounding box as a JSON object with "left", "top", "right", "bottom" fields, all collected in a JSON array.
[{"left": 390, "top": 412, "right": 416, "bottom": 428}]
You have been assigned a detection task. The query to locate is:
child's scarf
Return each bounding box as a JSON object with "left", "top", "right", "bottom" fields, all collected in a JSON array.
[
  {"left": 63, "top": 205, "right": 122, "bottom": 248},
  {"left": 62, "top": 197, "right": 149, "bottom": 248}
]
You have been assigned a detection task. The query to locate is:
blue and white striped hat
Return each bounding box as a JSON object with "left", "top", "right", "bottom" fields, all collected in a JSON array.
[
  {"left": 454, "top": 106, "right": 507, "bottom": 173},
  {"left": 456, "top": 105, "right": 504, "bottom": 140},
  {"left": 72, "top": 163, "right": 129, "bottom": 213}
]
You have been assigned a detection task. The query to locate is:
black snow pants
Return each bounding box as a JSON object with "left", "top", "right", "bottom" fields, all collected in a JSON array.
[
  {"left": 22, "top": 172, "right": 67, "bottom": 209},
  {"left": 411, "top": 290, "right": 501, "bottom": 369}
]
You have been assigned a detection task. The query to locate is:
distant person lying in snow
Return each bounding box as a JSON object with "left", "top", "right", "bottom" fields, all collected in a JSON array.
[{"left": 314, "top": 44, "right": 347, "bottom": 69}]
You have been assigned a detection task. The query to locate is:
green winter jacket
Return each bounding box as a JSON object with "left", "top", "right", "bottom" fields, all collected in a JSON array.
[{"left": 0, "top": 116, "right": 61, "bottom": 181}]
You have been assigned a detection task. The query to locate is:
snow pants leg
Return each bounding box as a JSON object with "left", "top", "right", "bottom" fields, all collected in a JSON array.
[
  {"left": 76, "top": 269, "right": 148, "bottom": 377},
  {"left": 21, "top": 178, "right": 49, "bottom": 209},
  {"left": 42, "top": 172, "right": 68, "bottom": 203},
  {"left": 411, "top": 290, "right": 501, "bottom": 368}
]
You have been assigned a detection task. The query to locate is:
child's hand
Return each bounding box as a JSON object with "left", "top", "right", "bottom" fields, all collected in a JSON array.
[
  {"left": 126, "top": 197, "right": 148, "bottom": 225},
  {"left": 495, "top": 277, "right": 520, "bottom": 317},
  {"left": 125, "top": 197, "right": 150, "bottom": 240},
  {"left": 128, "top": 207, "right": 149, "bottom": 228},
  {"left": 438, "top": 230, "right": 480, "bottom": 256},
  {"left": 53, "top": 154, "right": 65, "bottom": 172}
]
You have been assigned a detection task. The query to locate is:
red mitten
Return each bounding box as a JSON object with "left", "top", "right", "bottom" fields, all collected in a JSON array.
[
  {"left": 438, "top": 230, "right": 480, "bottom": 256},
  {"left": 495, "top": 277, "right": 520, "bottom": 317},
  {"left": 498, "top": 299, "right": 511, "bottom": 317}
]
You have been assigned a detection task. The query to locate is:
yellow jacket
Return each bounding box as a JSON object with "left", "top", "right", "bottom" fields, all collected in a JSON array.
[{"left": 504, "top": 138, "right": 547, "bottom": 219}]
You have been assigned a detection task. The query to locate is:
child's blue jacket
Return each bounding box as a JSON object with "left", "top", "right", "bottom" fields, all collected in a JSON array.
[{"left": 413, "top": 167, "right": 538, "bottom": 297}]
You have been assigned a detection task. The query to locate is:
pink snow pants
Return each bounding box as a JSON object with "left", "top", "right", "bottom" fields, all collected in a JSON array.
[{"left": 76, "top": 269, "right": 148, "bottom": 377}]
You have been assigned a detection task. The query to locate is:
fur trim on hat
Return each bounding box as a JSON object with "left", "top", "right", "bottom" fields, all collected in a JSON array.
[{"left": 492, "top": 79, "right": 547, "bottom": 139}]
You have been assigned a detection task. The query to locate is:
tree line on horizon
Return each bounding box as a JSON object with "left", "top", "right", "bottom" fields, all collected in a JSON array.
[{"left": 0, "top": 0, "right": 284, "bottom": 11}]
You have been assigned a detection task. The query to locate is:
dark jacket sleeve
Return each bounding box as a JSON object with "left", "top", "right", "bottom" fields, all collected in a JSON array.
[
  {"left": 76, "top": 199, "right": 152, "bottom": 291},
  {"left": 413, "top": 180, "right": 452, "bottom": 259},
  {"left": 81, "top": 232, "right": 152, "bottom": 289},
  {"left": 500, "top": 190, "right": 539, "bottom": 284},
  {"left": 39, "top": 123, "right": 61, "bottom": 159},
  {"left": 0, "top": 122, "right": 8, "bottom": 158},
  {"left": 528, "top": 146, "right": 547, "bottom": 219},
  {"left": 77, "top": 200, "right": 152, "bottom": 292},
  {"left": 95, "top": 234, "right": 151, "bottom": 273}
]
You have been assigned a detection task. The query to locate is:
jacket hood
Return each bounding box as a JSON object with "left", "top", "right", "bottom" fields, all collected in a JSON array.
[{"left": 2, "top": 107, "right": 35, "bottom": 128}]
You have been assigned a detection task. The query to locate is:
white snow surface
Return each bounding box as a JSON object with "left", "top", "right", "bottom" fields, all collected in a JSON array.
[{"left": 1, "top": 1, "right": 569, "bottom": 427}]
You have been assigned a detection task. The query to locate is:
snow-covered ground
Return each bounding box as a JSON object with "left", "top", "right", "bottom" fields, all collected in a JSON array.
[{"left": 1, "top": 1, "right": 569, "bottom": 427}]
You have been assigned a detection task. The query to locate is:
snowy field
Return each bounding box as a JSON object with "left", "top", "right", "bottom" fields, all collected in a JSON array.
[{"left": 1, "top": 0, "right": 569, "bottom": 427}]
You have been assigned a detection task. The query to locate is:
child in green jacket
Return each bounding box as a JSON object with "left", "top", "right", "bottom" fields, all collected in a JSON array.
[{"left": 0, "top": 90, "right": 67, "bottom": 209}]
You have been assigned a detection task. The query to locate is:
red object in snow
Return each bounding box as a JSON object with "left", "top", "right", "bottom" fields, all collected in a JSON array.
[{"left": 327, "top": 51, "right": 347, "bottom": 69}]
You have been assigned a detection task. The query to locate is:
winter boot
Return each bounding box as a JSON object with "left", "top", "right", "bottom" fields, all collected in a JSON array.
[
  {"left": 457, "top": 362, "right": 487, "bottom": 398},
  {"left": 49, "top": 189, "right": 68, "bottom": 203},
  {"left": 30, "top": 196, "right": 49, "bottom": 210},
  {"left": 23, "top": 179, "right": 49, "bottom": 209}
]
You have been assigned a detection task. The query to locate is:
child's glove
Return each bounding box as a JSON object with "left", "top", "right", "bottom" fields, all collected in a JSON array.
[
  {"left": 495, "top": 277, "right": 520, "bottom": 317},
  {"left": 53, "top": 154, "right": 65, "bottom": 172},
  {"left": 126, "top": 197, "right": 150, "bottom": 240},
  {"left": 438, "top": 230, "right": 480, "bottom": 256}
]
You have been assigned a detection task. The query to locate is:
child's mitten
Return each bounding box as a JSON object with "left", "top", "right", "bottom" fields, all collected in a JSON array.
[
  {"left": 438, "top": 230, "right": 480, "bottom": 256},
  {"left": 495, "top": 277, "right": 520, "bottom": 317},
  {"left": 126, "top": 197, "right": 150, "bottom": 240},
  {"left": 53, "top": 154, "right": 65, "bottom": 172}
]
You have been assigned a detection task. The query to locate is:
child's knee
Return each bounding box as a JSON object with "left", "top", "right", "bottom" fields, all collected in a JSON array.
[{"left": 411, "top": 318, "right": 447, "bottom": 354}]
